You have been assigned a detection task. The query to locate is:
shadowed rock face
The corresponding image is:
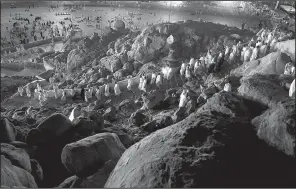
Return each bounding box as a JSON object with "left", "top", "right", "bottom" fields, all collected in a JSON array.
[
  {"left": 252, "top": 98, "right": 296, "bottom": 157},
  {"left": 105, "top": 92, "right": 296, "bottom": 188}
]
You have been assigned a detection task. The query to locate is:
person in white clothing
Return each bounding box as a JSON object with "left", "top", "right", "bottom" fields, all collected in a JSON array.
[
  {"left": 69, "top": 105, "right": 81, "bottom": 122},
  {"left": 114, "top": 83, "right": 121, "bottom": 96},
  {"left": 284, "top": 62, "right": 295, "bottom": 76},
  {"left": 179, "top": 89, "right": 188, "bottom": 108},
  {"left": 223, "top": 80, "right": 232, "bottom": 92}
]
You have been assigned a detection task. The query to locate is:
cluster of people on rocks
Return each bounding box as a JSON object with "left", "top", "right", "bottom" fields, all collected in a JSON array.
[{"left": 14, "top": 22, "right": 295, "bottom": 122}]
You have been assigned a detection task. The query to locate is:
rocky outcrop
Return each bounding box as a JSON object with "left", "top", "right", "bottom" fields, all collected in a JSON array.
[
  {"left": 100, "top": 55, "right": 123, "bottom": 73},
  {"left": 251, "top": 98, "right": 296, "bottom": 157},
  {"left": 238, "top": 74, "right": 289, "bottom": 107},
  {"left": 231, "top": 52, "right": 291, "bottom": 77},
  {"left": 61, "top": 133, "right": 126, "bottom": 177}
]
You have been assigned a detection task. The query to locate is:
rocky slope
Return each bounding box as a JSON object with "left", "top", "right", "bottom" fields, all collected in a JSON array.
[{"left": 1, "top": 20, "right": 295, "bottom": 188}]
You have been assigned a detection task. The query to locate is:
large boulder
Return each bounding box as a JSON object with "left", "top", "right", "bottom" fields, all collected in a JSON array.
[
  {"left": 251, "top": 98, "right": 296, "bottom": 157},
  {"left": 1, "top": 143, "right": 31, "bottom": 173},
  {"left": 274, "top": 39, "right": 295, "bottom": 61},
  {"left": 104, "top": 110, "right": 254, "bottom": 188},
  {"left": 26, "top": 113, "right": 73, "bottom": 146},
  {"left": 61, "top": 133, "right": 126, "bottom": 177},
  {"left": 142, "top": 89, "right": 166, "bottom": 110},
  {"left": 231, "top": 52, "right": 291, "bottom": 77},
  {"left": 100, "top": 55, "right": 122, "bottom": 73},
  {"left": 1, "top": 155, "right": 22, "bottom": 187},
  {"left": 111, "top": 20, "right": 125, "bottom": 32},
  {"left": 129, "top": 111, "right": 149, "bottom": 126},
  {"left": 0, "top": 118, "right": 16, "bottom": 143},
  {"left": 129, "top": 29, "right": 167, "bottom": 63},
  {"left": 238, "top": 74, "right": 289, "bottom": 107},
  {"left": 66, "top": 48, "right": 87, "bottom": 72}
]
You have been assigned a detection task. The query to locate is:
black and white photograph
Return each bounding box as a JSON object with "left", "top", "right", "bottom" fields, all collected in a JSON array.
[{"left": 1, "top": 0, "right": 295, "bottom": 188}]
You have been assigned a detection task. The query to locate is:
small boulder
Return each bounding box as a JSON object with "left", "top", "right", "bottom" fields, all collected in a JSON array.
[
  {"left": 172, "top": 107, "right": 186, "bottom": 123},
  {"left": 9, "top": 141, "right": 34, "bottom": 158},
  {"left": 73, "top": 118, "right": 97, "bottom": 137},
  {"left": 61, "top": 133, "right": 126, "bottom": 177},
  {"left": 130, "top": 111, "right": 149, "bottom": 126},
  {"left": 103, "top": 106, "right": 117, "bottom": 122},
  {"left": 142, "top": 90, "right": 165, "bottom": 110},
  {"left": 122, "top": 62, "right": 134, "bottom": 74}
]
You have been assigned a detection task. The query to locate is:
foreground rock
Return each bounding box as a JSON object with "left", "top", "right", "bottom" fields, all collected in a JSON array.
[
  {"left": 61, "top": 133, "right": 126, "bottom": 177},
  {"left": 105, "top": 109, "right": 254, "bottom": 188},
  {"left": 1, "top": 143, "right": 31, "bottom": 173},
  {"left": 251, "top": 98, "right": 296, "bottom": 157},
  {"left": 1, "top": 155, "right": 22, "bottom": 187},
  {"left": 238, "top": 74, "right": 289, "bottom": 107}
]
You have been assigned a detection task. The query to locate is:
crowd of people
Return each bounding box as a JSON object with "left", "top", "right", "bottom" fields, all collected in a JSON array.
[{"left": 16, "top": 25, "right": 295, "bottom": 119}]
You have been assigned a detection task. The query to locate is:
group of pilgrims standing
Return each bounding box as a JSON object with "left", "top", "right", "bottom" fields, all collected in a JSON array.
[{"left": 16, "top": 27, "right": 295, "bottom": 120}]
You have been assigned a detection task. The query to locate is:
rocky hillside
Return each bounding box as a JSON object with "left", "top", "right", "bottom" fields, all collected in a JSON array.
[{"left": 1, "top": 20, "right": 295, "bottom": 188}]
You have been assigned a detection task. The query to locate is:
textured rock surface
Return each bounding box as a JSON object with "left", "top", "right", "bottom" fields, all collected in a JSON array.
[
  {"left": 1, "top": 143, "right": 31, "bottom": 173},
  {"left": 1, "top": 155, "right": 22, "bottom": 187},
  {"left": 274, "top": 39, "right": 295, "bottom": 61},
  {"left": 26, "top": 113, "right": 73, "bottom": 146},
  {"left": 238, "top": 74, "right": 289, "bottom": 107},
  {"left": 231, "top": 52, "right": 291, "bottom": 77},
  {"left": 61, "top": 133, "right": 126, "bottom": 177},
  {"left": 105, "top": 110, "right": 253, "bottom": 188},
  {"left": 0, "top": 117, "right": 16, "bottom": 143},
  {"left": 252, "top": 98, "right": 296, "bottom": 157}
]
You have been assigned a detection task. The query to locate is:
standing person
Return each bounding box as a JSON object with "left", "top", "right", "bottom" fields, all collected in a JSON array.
[{"left": 259, "top": 20, "right": 263, "bottom": 29}]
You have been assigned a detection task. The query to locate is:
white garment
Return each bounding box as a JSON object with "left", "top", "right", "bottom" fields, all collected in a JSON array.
[
  {"left": 127, "top": 79, "right": 133, "bottom": 91},
  {"left": 223, "top": 83, "right": 232, "bottom": 92},
  {"left": 105, "top": 84, "right": 110, "bottom": 97},
  {"left": 185, "top": 67, "right": 191, "bottom": 79},
  {"left": 259, "top": 45, "right": 267, "bottom": 58},
  {"left": 250, "top": 47, "right": 259, "bottom": 61},
  {"left": 189, "top": 58, "right": 195, "bottom": 68},
  {"left": 289, "top": 79, "right": 295, "bottom": 97},
  {"left": 150, "top": 73, "right": 157, "bottom": 84},
  {"left": 156, "top": 75, "right": 162, "bottom": 88},
  {"left": 180, "top": 63, "right": 186, "bottom": 76},
  {"left": 228, "top": 52, "right": 235, "bottom": 64},
  {"left": 178, "top": 91, "right": 188, "bottom": 108},
  {"left": 284, "top": 63, "right": 294, "bottom": 75},
  {"left": 138, "top": 77, "right": 144, "bottom": 90},
  {"left": 141, "top": 78, "right": 147, "bottom": 92},
  {"left": 114, "top": 84, "right": 121, "bottom": 96},
  {"left": 69, "top": 107, "right": 80, "bottom": 122}
]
